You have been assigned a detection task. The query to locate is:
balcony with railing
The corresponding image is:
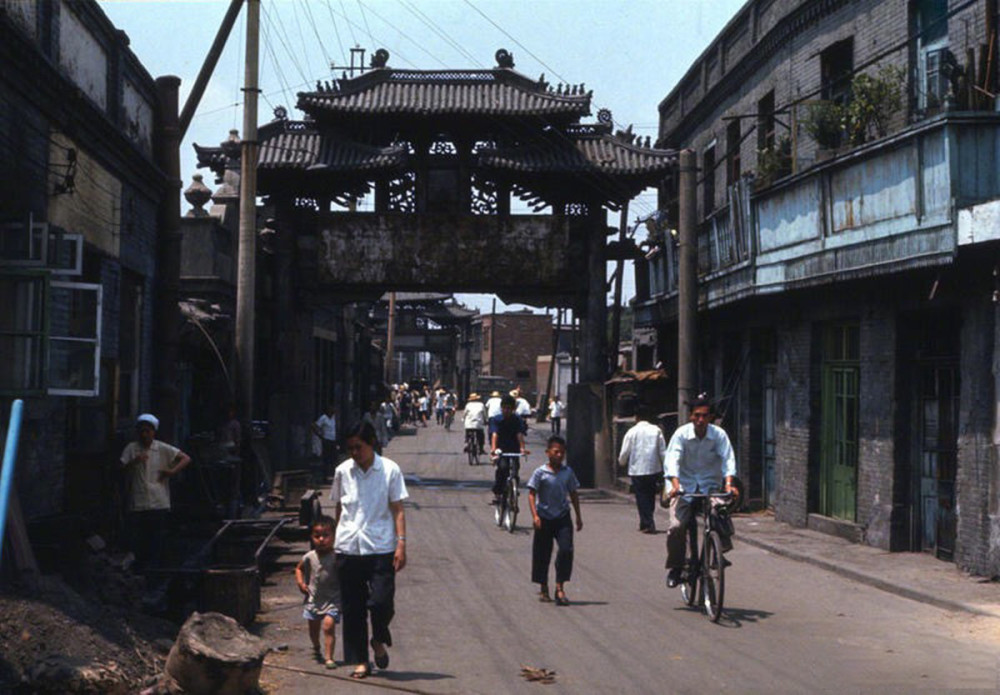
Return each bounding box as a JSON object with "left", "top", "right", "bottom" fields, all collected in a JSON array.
[{"left": 634, "top": 112, "right": 1000, "bottom": 327}]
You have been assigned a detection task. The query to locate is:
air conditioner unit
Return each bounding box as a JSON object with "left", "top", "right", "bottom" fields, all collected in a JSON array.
[
  {"left": 0, "top": 216, "right": 82, "bottom": 275},
  {"left": 0, "top": 213, "right": 48, "bottom": 265}
]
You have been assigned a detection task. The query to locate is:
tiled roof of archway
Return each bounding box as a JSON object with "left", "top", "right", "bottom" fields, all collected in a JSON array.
[
  {"left": 298, "top": 68, "right": 591, "bottom": 118},
  {"left": 258, "top": 122, "right": 408, "bottom": 172},
  {"left": 476, "top": 126, "right": 677, "bottom": 177}
]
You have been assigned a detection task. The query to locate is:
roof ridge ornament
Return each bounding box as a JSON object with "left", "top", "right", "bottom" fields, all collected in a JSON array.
[
  {"left": 495, "top": 48, "right": 515, "bottom": 69},
  {"left": 370, "top": 48, "right": 390, "bottom": 69}
]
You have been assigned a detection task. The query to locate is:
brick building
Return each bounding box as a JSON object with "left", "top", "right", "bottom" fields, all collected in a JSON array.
[
  {"left": 481, "top": 311, "right": 554, "bottom": 404},
  {"left": 0, "top": 1, "right": 167, "bottom": 522},
  {"left": 634, "top": 0, "right": 1000, "bottom": 575}
]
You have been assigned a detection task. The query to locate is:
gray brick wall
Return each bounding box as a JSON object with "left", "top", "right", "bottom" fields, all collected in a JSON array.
[
  {"left": 774, "top": 319, "right": 811, "bottom": 527},
  {"left": 955, "top": 296, "right": 997, "bottom": 575}
]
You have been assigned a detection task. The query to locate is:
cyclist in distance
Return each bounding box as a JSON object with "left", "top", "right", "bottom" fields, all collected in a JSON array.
[
  {"left": 463, "top": 392, "right": 487, "bottom": 455},
  {"left": 489, "top": 394, "right": 529, "bottom": 505},
  {"left": 664, "top": 394, "right": 738, "bottom": 588}
]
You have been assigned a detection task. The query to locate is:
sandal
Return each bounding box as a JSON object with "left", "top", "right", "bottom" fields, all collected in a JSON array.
[
  {"left": 554, "top": 588, "right": 569, "bottom": 606},
  {"left": 538, "top": 586, "right": 552, "bottom": 602},
  {"left": 371, "top": 638, "right": 389, "bottom": 669},
  {"left": 351, "top": 664, "right": 371, "bottom": 679},
  {"left": 325, "top": 659, "right": 337, "bottom": 670}
]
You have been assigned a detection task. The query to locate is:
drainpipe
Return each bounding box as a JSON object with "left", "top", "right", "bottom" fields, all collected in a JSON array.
[{"left": 153, "top": 76, "right": 182, "bottom": 442}]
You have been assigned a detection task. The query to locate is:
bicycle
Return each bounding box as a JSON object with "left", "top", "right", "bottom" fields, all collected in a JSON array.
[
  {"left": 493, "top": 452, "right": 525, "bottom": 533},
  {"left": 444, "top": 407, "right": 455, "bottom": 430},
  {"left": 465, "top": 429, "right": 481, "bottom": 466},
  {"left": 674, "top": 491, "right": 733, "bottom": 622}
]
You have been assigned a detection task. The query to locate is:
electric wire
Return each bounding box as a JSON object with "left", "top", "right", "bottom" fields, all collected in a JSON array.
[
  {"left": 356, "top": 0, "right": 377, "bottom": 50},
  {"left": 322, "top": 0, "right": 349, "bottom": 67}
]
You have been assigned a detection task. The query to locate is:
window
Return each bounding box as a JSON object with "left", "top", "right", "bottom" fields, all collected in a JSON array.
[
  {"left": 726, "top": 120, "right": 741, "bottom": 186},
  {"left": 48, "top": 281, "right": 102, "bottom": 396},
  {"left": 820, "top": 39, "right": 854, "bottom": 105},
  {"left": 915, "top": 0, "right": 949, "bottom": 111},
  {"left": 0, "top": 274, "right": 46, "bottom": 391},
  {"left": 703, "top": 143, "right": 716, "bottom": 217},
  {"left": 0, "top": 274, "right": 101, "bottom": 395}
]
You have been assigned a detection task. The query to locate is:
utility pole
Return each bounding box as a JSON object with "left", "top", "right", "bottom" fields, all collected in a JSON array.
[
  {"left": 384, "top": 292, "right": 396, "bottom": 384},
  {"left": 677, "top": 149, "right": 698, "bottom": 422},
  {"left": 235, "top": 0, "right": 259, "bottom": 425},
  {"left": 609, "top": 203, "right": 629, "bottom": 375}
]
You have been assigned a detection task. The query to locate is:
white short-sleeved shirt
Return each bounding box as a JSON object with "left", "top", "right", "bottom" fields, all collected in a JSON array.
[
  {"left": 463, "top": 401, "right": 486, "bottom": 429},
  {"left": 549, "top": 400, "right": 565, "bottom": 418},
  {"left": 515, "top": 397, "right": 531, "bottom": 417},
  {"left": 618, "top": 420, "right": 667, "bottom": 477},
  {"left": 315, "top": 413, "right": 336, "bottom": 442},
  {"left": 120, "top": 440, "right": 181, "bottom": 511},
  {"left": 331, "top": 454, "right": 409, "bottom": 555},
  {"left": 485, "top": 397, "right": 502, "bottom": 419}
]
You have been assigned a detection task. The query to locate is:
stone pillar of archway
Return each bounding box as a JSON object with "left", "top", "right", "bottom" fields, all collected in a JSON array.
[{"left": 580, "top": 203, "right": 608, "bottom": 383}]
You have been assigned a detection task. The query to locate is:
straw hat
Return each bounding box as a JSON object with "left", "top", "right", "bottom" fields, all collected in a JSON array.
[
  {"left": 468, "top": 393, "right": 481, "bottom": 401},
  {"left": 490, "top": 391, "right": 501, "bottom": 398}
]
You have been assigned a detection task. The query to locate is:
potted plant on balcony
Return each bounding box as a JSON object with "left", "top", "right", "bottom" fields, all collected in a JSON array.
[
  {"left": 803, "top": 100, "right": 846, "bottom": 156},
  {"left": 755, "top": 135, "right": 793, "bottom": 188},
  {"left": 843, "top": 65, "right": 904, "bottom": 146}
]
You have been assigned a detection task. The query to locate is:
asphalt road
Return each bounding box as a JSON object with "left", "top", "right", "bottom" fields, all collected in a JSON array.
[{"left": 258, "top": 419, "right": 1000, "bottom": 694}]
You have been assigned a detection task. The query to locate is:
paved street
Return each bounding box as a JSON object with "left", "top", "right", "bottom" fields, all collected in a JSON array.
[{"left": 257, "top": 420, "right": 1000, "bottom": 694}]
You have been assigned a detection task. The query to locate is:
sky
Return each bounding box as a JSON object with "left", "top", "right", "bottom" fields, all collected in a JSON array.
[{"left": 99, "top": 0, "right": 746, "bottom": 315}]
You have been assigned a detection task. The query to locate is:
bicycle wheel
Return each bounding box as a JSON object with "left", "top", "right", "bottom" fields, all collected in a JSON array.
[
  {"left": 494, "top": 489, "right": 504, "bottom": 526},
  {"left": 681, "top": 563, "right": 699, "bottom": 606},
  {"left": 467, "top": 437, "right": 478, "bottom": 466},
  {"left": 503, "top": 477, "right": 518, "bottom": 532},
  {"left": 703, "top": 531, "right": 725, "bottom": 622}
]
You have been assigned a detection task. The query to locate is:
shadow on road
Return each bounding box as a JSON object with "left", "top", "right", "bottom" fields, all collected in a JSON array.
[
  {"left": 378, "top": 670, "right": 455, "bottom": 682},
  {"left": 717, "top": 607, "right": 775, "bottom": 628}
]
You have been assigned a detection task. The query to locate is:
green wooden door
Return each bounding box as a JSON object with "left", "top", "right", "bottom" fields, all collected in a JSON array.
[{"left": 820, "top": 324, "right": 859, "bottom": 521}]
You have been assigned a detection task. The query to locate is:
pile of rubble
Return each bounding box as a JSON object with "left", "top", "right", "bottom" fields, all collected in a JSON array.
[{"left": 0, "top": 536, "right": 177, "bottom": 694}]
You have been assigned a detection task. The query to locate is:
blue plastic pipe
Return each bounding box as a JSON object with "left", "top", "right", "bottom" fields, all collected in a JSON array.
[{"left": 0, "top": 399, "right": 25, "bottom": 567}]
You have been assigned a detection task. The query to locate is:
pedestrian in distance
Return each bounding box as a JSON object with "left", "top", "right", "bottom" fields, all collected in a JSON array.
[
  {"left": 331, "top": 421, "right": 409, "bottom": 680},
  {"left": 548, "top": 395, "right": 564, "bottom": 435},
  {"left": 489, "top": 394, "right": 529, "bottom": 505},
  {"left": 118, "top": 413, "right": 191, "bottom": 571},
  {"left": 311, "top": 403, "right": 338, "bottom": 481},
  {"left": 664, "top": 394, "right": 739, "bottom": 588},
  {"left": 434, "top": 388, "right": 446, "bottom": 425},
  {"left": 617, "top": 397, "right": 667, "bottom": 534},
  {"left": 295, "top": 515, "right": 341, "bottom": 669},
  {"left": 527, "top": 435, "right": 582, "bottom": 606}
]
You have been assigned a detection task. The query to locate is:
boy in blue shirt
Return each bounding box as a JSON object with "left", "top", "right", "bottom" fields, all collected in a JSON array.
[{"left": 527, "top": 435, "right": 583, "bottom": 606}]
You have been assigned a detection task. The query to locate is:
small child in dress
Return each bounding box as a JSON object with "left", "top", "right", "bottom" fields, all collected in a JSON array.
[
  {"left": 526, "top": 435, "right": 583, "bottom": 606},
  {"left": 295, "top": 515, "right": 341, "bottom": 668}
]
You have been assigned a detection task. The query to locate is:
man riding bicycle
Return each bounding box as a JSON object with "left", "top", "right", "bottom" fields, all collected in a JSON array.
[
  {"left": 463, "top": 392, "right": 487, "bottom": 455},
  {"left": 489, "top": 395, "right": 528, "bottom": 505},
  {"left": 664, "top": 394, "right": 738, "bottom": 588}
]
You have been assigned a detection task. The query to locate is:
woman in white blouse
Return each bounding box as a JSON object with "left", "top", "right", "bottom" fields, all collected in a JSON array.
[{"left": 331, "top": 421, "right": 409, "bottom": 679}]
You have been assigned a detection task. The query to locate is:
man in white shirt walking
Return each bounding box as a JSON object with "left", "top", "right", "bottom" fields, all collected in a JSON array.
[
  {"left": 664, "top": 395, "right": 738, "bottom": 588},
  {"left": 617, "top": 398, "right": 666, "bottom": 534}
]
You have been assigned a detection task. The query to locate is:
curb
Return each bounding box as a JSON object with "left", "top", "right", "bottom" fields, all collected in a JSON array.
[
  {"left": 601, "top": 485, "right": 1000, "bottom": 619},
  {"left": 737, "top": 534, "right": 1000, "bottom": 619}
]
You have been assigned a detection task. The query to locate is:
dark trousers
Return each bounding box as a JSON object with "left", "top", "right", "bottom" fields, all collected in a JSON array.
[
  {"left": 550, "top": 417, "right": 561, "bottom": 435},
  {"left": 465, "top": 428, "right": 485, "bottom": 452},
  {"left": 321, "top": 439, "right": 337, "bottom": 477},
  {"left": 632, "top": 473, "right": 660, "bottom": 531},
  {"left": 493, "top": 456, "right": 519, "bottom": 496},
  {"left": 531, "top": 512, "right": 574, "bottom": 584},
  {"left": 337, "top": 553, "right": 396, "bottom": 666},
  {"left": 126, "top": 509, "right": 169, "bottom": 570}
]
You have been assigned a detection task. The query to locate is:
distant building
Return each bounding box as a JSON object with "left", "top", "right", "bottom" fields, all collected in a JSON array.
[
  {"left": 635, "top": 0, "right": 1000, "bottom": 575},
  {"left": 481, "top": 311, "right": 553, "bottom": 404},
  {"left": 0, "top": 1, "right": 166, "bottom": 521}
]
